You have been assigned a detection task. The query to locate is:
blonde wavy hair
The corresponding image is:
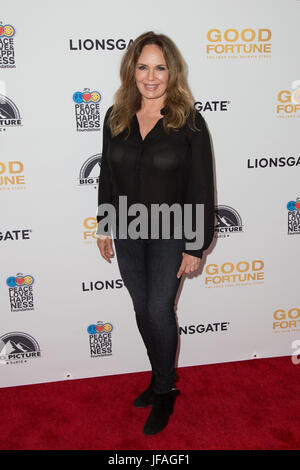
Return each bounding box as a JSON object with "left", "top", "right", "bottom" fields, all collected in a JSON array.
[{"left": 108, "top": 31, "right": 198, "bottom": 138}]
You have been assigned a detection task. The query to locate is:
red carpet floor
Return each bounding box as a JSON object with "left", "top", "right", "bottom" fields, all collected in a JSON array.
[{"left": 0, "top": 355, "right": 299, "bottom": 450}]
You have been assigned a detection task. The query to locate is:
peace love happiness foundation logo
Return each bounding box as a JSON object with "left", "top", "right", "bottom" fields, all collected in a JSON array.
[
  {"left": 287, "top": 198, "right": 300, "bottom": 235},
  {"left": 87, "top": 321, "right": 113, "bottom": 357},
  {"left": 0, "top": 23, "right": 16, "bottom": 69},
  {"left": 73, "top": 89, "right": 101, "bottom": 132},
  {"left": 6, "top": 273, "right": 34, "bottom": 312}
]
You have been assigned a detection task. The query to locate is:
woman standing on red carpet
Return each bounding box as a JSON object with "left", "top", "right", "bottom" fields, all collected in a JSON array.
[{"left": 96, "top": 31, "right": 215, "bottom": 435}]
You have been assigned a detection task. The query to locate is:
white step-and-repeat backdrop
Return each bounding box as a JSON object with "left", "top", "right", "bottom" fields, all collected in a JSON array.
[{"left": 1, "top": 0, "right": 299, "bottom": 388}]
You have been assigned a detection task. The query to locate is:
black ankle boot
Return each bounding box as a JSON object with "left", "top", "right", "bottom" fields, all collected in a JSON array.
[
  {"left": 133, "top": 374, "right": 156, "bottom": 408},
  {"left": 143, "top": 389, "right": 180, "bottom": 435}
]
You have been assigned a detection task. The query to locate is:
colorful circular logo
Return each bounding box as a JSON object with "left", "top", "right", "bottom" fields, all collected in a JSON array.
[
  {"left": 0, "top": 25, "right": 15, "bottom": 37},
  {"left": 6, "top": 275, "right": 34, "bottom": 287},
  {"left": 87, "top": 323, "right": 113, "bottom": 335},
  {"left": 73, "top": 91, "right": 101, "bottom": 104},
  {"left": 287, "top": 201, "right": 296, "bottom": 211}
]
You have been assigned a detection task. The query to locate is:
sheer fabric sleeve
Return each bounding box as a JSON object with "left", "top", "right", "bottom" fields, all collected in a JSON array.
[
  {"left": 182, "top": 111, "right": 215, "bottom": 259},
  {"left": 96, "top": 106, "right": 114, "bottom": 236}
]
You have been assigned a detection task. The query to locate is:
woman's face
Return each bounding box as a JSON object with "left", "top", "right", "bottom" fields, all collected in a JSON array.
[{"left": 134, "top": 44, "right": 169, "bottom": 103}]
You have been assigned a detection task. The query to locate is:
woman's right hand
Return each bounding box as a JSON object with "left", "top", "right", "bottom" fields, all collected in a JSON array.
[{"left": 97, "top": 236, "right": 115, "bottom": 263}]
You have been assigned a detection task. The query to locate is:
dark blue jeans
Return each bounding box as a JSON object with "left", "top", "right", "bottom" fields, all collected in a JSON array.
[{"left": 113, "top": 235, "right": 185, "bottom": 394}]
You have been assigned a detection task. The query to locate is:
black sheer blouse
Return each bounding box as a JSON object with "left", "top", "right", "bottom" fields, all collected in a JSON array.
[{"left": 96, "top": 105, "right": 215, "bottom": 259}]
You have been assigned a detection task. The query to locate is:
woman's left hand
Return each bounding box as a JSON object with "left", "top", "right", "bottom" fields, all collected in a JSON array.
[{"left": 177, "top": 253, "right": 201, "bottom": 278}]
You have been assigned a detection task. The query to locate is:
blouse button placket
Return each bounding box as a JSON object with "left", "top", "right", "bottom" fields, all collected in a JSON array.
[{"left": 135, "top": 138, "right": 144, "bottom": 201}]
